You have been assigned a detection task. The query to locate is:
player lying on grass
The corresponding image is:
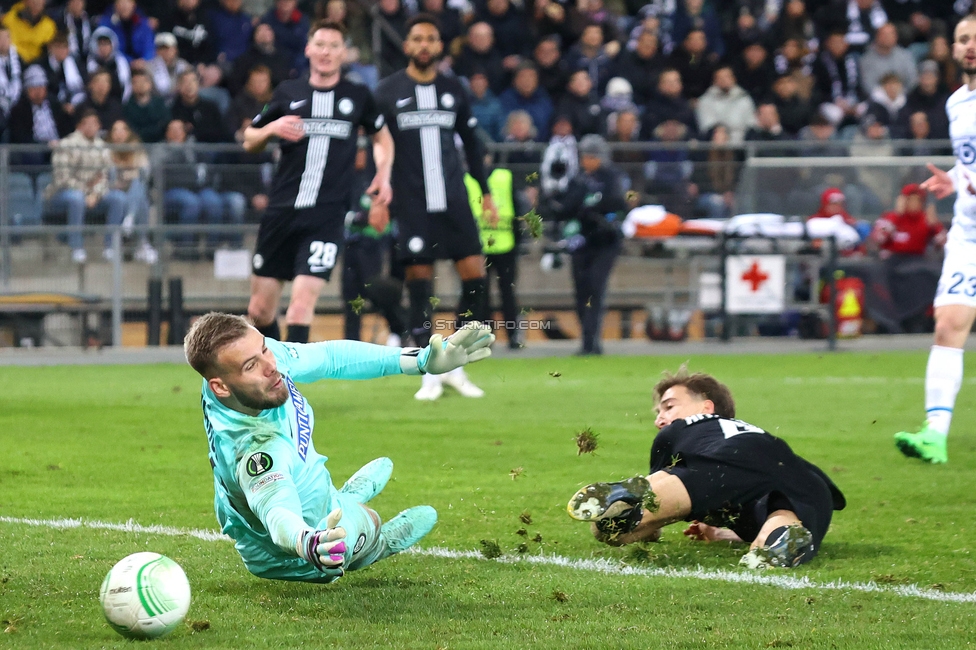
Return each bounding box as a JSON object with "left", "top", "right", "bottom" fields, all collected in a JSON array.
[
  {"left": 184, "top": 312, "right": 493, "bottom": 582},
  {"left": 567, "top": 369, "right": 846, "bottom": 569}
]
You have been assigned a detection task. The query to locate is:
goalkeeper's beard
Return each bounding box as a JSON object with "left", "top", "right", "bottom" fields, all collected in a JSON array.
[{"left": 232, "top": 379, "right": 289, "bottom": 411}]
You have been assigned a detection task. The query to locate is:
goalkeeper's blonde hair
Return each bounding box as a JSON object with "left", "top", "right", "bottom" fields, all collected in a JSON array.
[{"left": 184, "top": 312, "right": 254, "bottom": 378}]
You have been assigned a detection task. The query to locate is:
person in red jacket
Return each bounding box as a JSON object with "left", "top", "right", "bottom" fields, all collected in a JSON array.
[
  {"left": 871, "top": 183, "right": 946, "bottom": 258},
  {"left": 808, "top": 187, "right": 856, "bottom": 226}
]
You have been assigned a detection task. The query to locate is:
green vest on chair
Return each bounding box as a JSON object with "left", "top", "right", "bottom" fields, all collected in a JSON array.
[{"left": 465, "top": 169, "right": 516, "bottom": 255}]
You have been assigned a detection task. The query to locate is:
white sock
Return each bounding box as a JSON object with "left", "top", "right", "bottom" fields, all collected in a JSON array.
[
  {"left": 925, "top": 345, "right": 964, "bottom": 436},
  {"left": 421, "top": 372, "right": 442, "bottom": 387},
  {"left": 447, "top": 367, "right": 466, "bottom": 379}
]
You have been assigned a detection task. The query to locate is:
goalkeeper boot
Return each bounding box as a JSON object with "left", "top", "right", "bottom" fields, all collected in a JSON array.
[
  {"left": 566, "top": 476, "right": 652, "bottom": 522},
  {"left": 442, "top": 367, "right": 485, "bottom": 398},
  {"left": 894, "top": 422, "right": 948, "bottom": 464},
  {"left": 739, "top": 524, "right": 814, "bottom": 570},
  {"left": 378, "top": 505, "right": 438, "bottom": 560},
  {"left": 339, "top": 457, "right": 393, "bottom": 504}
]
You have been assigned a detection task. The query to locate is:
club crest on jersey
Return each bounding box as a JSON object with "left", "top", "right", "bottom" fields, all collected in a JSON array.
[
  {"left": 252, "top": 254, "right": 264, "bottom": 270},
  {"left": 337, "top": 98, "right": 354, "bottom": 115},
  {"left": 285, "top": 376, "right": 312, "bottom": 460},
  {"left": 246, "top": 452, "right": 274, "bottom": 477},
  {"left": 353, "top": 533, "right": 367, "bottom": 554},
  {"left": 440, "top": 93, "right": 454, "bottom": 108},
  {"left": 408, "top": 236, "right": 425, "bottom": 253}
]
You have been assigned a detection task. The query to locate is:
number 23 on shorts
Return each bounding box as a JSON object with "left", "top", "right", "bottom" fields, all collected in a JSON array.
[{"left": 942, "top": 272, "right": 976, "bottom": 298}]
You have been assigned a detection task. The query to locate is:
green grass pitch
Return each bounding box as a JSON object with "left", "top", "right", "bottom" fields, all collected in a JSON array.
[{"left": 2, "top": 351, "right": 976, "bottom": 648}]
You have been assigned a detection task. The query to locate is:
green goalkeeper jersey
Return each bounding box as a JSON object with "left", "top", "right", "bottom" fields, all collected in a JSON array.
[{"left": 199, "top": 338, "right": 416, "bottom": 580}]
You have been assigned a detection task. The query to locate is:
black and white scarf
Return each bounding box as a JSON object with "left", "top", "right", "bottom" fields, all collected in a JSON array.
[
  {"left": 846, "top": 0, "right": 887, "bottom": 49},
  {"left": 0, "top": 46, "right": 22, "bottom": 115},
  {"left": 31, "top": 100, "right": 59, "bottom": 143}
]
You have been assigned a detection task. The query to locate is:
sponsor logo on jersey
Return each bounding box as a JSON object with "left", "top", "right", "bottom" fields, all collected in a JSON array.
[
  {"left": 285, "top": 376, "right": 312, "bottom": 460},
  {"left": 302, "top": 118, "right": 353, "bottom": 138},
  {"left": 353, "top": 532, "right": 367, "bottom": 554},
  {"left": 290, "top": 99, "right": 308, "bottom": 110},
  {"left": 338, "top": 97, "right": 354, "bottom": 115},
  {"left": 396, "top": 110, "right": 456, "bottom": 130},
  {"left": 440, "top": 93, "right": 454, "bottom": 108},
  {"left": 252, "top": 253, "right": 264, "bottom": 270},
  {"left": 953, "top": 137, "right": 976, "bottom": 165},
  {"left": 408, "top": 236, "right": 425, "bottom": 253},
  {"left": 250, "top": 472, "right": 284, "bottom": 492},
  {"left": 683, "top": 414, "right": 718, "bottom": 424},
  {"left": 246, "top": 452, "right": 274, "bottom": 476},
  {"left": 395, "top": 97, "right": 413, "bottom": 108},
  {"left": 467, "top": 117, "right": 477, "bottom": 128}
]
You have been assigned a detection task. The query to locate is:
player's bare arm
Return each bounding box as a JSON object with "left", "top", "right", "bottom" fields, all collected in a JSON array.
[
  {"left": 243, "top": 115, "right": 305, "bottom": 153},
  {"left": 367, "top": 126, "right": 394, "bottom": 207}
]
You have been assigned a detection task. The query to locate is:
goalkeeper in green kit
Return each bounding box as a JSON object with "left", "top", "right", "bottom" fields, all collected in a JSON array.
[{"left": 184, "top": 312, "right": 494, "bottom": 582}]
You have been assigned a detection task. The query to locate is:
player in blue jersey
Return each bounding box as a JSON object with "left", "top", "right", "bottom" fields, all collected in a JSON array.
[{"left": 183, "top": 312, "right": 493, "bottom": 582}]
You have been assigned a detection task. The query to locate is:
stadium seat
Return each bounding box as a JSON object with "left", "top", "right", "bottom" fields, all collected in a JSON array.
[{"left": 7, "top": 173, "right": 38, "bottom": 229}]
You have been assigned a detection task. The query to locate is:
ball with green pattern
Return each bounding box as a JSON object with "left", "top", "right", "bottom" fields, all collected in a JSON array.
[{"left": 99, "top": 552, "right": 191, "bottom": 639}]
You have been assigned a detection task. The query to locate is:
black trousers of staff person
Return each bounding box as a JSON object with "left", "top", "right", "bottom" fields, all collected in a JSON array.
[
  {"left": 571, "top": 240, "right": 621, "bottom": 355},
  {"left": 485, "top": 249, "right": 520, "bottom": 347}
]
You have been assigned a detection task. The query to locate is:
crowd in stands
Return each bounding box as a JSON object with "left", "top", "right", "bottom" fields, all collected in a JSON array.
[{"left": 0, "top": 0, "right": 968, "bottom": 260}]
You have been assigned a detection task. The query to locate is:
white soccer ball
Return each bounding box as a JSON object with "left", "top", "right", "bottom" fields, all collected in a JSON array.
[{"left": 99, "top": 552, "right": 191, "bottom": 640}]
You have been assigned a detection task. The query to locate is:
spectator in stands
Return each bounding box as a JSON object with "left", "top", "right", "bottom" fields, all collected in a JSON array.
[
  {"left": 556, "top": 68, "right": 602, "bottom": 137},
  {"left": 691, "top": 123, "right": 738, "bottom": 219},
  {"left": 106, "top": 118, "right": 158, "bottom": 263},
  {"left": 871, "top": 183, "right": 945, "bottom": 258},
  {"left": 170, "top": 68, "right": 230, "bottom": 144},
  {"left": 0, "top": 26, "right": 23, "bottom": 125},
  {"left": 725, "top": 1, "right": 777, "bottom": 59},
  {"left": 261, "top": 0, "right": 309, "bottom": 73},
  {"left": 850, "top": 115, "right": 893, "bottom": 214},
  {"left": 123, "top": 68, "right": 169, "bottom": 142},
  {"left": 671, "top": 0, "right": 723, "bottom": 58},
  {"left": 226, "top": 63, "right": 270, "bottom": 144},
  {"left": 734, "top": 40, "right": 776, "bottom": 104},
  {"left": 161, "top": 0, "right": 214, "bottom": 66},
  {"left": 926, "top": 34, "right": 957, "bottom": 93},
  {"left": 467, "top": 69, "right": 505, "bottom": 142},
  {"left": 813, "top": 30, "right": 862, "bottom": 128},
  {"left": 611, "top": 26, "right": 663, "bottom": 105},
  {"left": 532, "top": 35, "right": 569, "bottom": 104},
  {"left": 859, "top": 22, "right": 918, "bottom": 95},
  {"left": 87, "top": 27, "right": 131, "bottom": 101},
  {"left": 45, "top": 108, "right": 127, "bottom": 264},
  {"left": 499, "top": 61, "right": 553, "bottom": 140},
  {"left": 565, "top": 22, "right": 613, "bottom": 94},
  {"left": 209, "top": 0, "right": 253, "bottom": 67},
  {"left": 56, "top": 0, "right": 93, "bottom": 66},
  {"left": 148, "top": 32, "right": 192, "bottom": 99},
  {"left": 862, "top": 71, "right": 908, "bottom": 138},
  {"left": 228, "top": 22, "right": 292, "bottom": 96},
  {"left": 454, "top": 22, "right": 506, "bottom": 94},
  {"left": 696, "top": 65, "right": 756, "bottom": 144},
  {"left": 8, "top": 65, "right": 72, "bottom": 165},
  {"left": 77, "top": 68, "right": 124, "bottom": 133},
  {"left": 479, "top": 0, "right": 532, "bottom": 73},
  {"left": 808, "top": 187, "right": 859, "bottom": 228},
  {"left": 367, "top": 0, "right": 406, "bottom": 78},
  {"left": 161, "top": 118, "right": 246, "bottom": 257},
  {"left": 99, "top": 0, "right": 155, "bottom": 64},
  {"left": 797, "top": 113, "right": 847, "bottom": 156},
  {"left": 502, "top": 109, "right": 540, "bottom": 161},
  {"left": 578, "top": 0, "right": 620, "bottom": 43},
  {"left": 766, "top": 73, "right": 814, "bottom": 137},
  {"left": 599, "top": 75, "right": 633, "bottom": 114},
  {"left": 772, "top": 36, "right": 815, "bottom": 83},
  {"left": 746, "top": 102, "right": 790, "bottom": 144},
  {"left": 667, "top": 28, "right": 715, "bottom": 100},
  {"left": 903, "top": 59, "right": 950, "bottom": 139},
  {"left": 772, "top": 0, "right": 815, "bottom": 50},
  {"left": 38, "top": 32, "right": 86, "bottom": 113},
  {"left": 606, "top": 105, "right": 642, "bottom": 165},
  {"left": 2, "top": 0, "right": 56, "bottom": 65},
  {"left": 899, "top": 111, "right": 949, "bottom": 157},
  {"left": 817, "top": 0, "right": 887, "bottom": 55},
  {"left": 641, "top": 68, "right": 697, "bottom": 140},
  {"left": 531, "top": 0, "right": 583, "bottom": 50},
  {"left": 881, "top": 1, "right": 937, "bottom": 52},
  {"left": 645, "top": 118, "right": 695, "bottom": 218},
  {"left": 421, "top": 0, "right": 463, "bottom": 56}
]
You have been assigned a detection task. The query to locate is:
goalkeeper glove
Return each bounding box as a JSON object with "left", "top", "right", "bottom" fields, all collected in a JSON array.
[
  {"left": 401, "top": 321, "right": 494, "bottom": 375},
  {"left": 297, "top": 508, "right": 347, "bottom": 577}
]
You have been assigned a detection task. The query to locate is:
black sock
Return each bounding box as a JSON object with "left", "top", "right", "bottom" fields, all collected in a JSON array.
[
  {"left": 407, "top": 278, "right": 433, "bottom": 347},
  {"left": 286, "top": 324, "right": 310, "bottom": 343},
  {"left": 458, "top": 277, "right": 489, "bottom": 324},
  {"left": 254, "top": 318, "right": 280, "bottom": 340}
]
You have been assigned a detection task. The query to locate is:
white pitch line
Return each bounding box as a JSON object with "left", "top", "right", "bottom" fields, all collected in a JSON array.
[{"left": 2, "top": 515, "right": 974, "bottom": 604}]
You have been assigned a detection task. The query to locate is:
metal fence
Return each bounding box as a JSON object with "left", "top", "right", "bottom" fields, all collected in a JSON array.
[{"left": 0, "top": 140, "right": 949, "bottom": 347}]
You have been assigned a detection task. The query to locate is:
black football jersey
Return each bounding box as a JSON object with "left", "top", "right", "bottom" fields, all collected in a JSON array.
[
  {"left": 374, "top": 70, "right": 488, "bottom": 217},
  {"left": 252, "top": 77, "right": 385, "bottom": 210}
]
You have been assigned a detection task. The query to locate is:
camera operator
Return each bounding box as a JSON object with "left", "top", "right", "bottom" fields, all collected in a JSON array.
[{"left": 540, "top": 133, "right": 627, "bottom": 355}]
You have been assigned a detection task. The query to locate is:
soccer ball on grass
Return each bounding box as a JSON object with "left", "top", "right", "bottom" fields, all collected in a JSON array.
[{"left": 99, "top": 552, "right": 191, "bottom": 640}]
